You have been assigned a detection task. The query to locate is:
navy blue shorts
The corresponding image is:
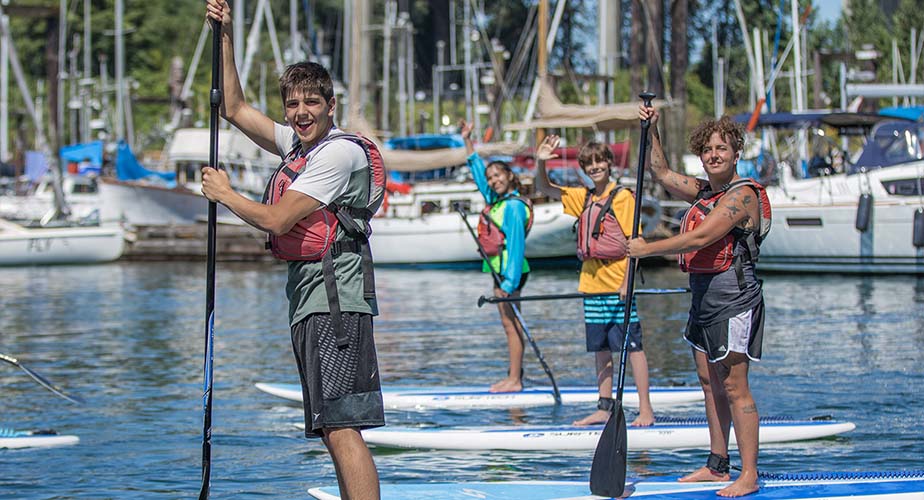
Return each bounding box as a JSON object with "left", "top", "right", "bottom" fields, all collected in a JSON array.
[
  {"left": 583, "top": 295, "right": 643, "bottom": 352},
  {"left": 290, "top": 312, "right": 385, "bottom": 437}
]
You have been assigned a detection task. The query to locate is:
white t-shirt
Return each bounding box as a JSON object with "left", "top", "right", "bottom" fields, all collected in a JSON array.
[{"left": 273, "top": 122, "right": 367, "bottom": 206}]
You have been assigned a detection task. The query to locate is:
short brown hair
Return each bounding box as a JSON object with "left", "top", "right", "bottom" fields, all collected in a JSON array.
[
  {"left": 577, "top": 141, "right": 614, "bottom": 170},
  {"left": 688, "top": 115, "right": 745, "bottom": 156},
  {"left": 278, "top": 62, "right": 334, "bottom": 103}
]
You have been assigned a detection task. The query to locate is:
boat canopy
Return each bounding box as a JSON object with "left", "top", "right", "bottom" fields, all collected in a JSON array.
[
  {"left": 731, "top": 111, "right": 905, "bottom": 136},
  {"left": 59, "top": 141, "right": 104, "bottom": 175},
  {"left": 504, "top": 79, "right": 668, "bottom": 132},
  {"left": 851, "top": 121, "right": 924, "bottom": 173}
]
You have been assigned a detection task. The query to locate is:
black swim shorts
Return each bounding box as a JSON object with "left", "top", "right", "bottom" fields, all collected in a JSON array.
[{"left": 290, "top": 312, "right": 385, "bottom": 437}]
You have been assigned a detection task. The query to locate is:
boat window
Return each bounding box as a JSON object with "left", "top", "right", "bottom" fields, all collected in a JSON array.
[
  {"left": 420, "top": 200, "right": 441, "bottom": 215},
  {"left": 450, "top": 200, "right": 472, "bottom": 213},
  {"left": 881, "top": 178, "right": 924, "bottom": 197},
  {"left": 72, "top": 180, "right": 98, "bottom": 194}
]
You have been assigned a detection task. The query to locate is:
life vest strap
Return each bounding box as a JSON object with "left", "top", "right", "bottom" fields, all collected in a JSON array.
[{"left": 321, "top": 252, "right": 349, "bottom": 349}]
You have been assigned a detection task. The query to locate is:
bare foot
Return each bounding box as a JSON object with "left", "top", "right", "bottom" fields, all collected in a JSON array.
[
  {"left": 630, "top": 411, "right": 655, "bottom": 427},
  {"left": 717, "top": 474, "right": 759, "bottom": 497},
  {"left": 572, "top": 409, "right": 610, "bottom": 426},
  {"left": 677, "top": 466, "right": 731, "bottom": 483},
  {"left": 489, "top": 378, "right": 522, "bottom": 393}
]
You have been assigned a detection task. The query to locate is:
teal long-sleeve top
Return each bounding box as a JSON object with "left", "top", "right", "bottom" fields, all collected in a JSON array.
[{"left": 467, "top": 153, "right": 528, "bottom": 294}]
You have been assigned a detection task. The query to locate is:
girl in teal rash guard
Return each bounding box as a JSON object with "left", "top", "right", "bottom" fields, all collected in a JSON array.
[{"left": 460, "top": 119, "right": 531, "bottom": 393}]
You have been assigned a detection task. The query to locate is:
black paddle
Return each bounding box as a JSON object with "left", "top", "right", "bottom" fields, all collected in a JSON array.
[
  {"left": 455, "top": 207, "right": 562, "bottom": 405},
  {"left": 589, "top": 91, "right": 656, "bottom": 497},
  {"left": 478, "top": 288, "right": 690, "bottom": 307},
  {"left": 0, "top": 352, "right": 84, "bottom": 404},
  {"left": 199, "top": 17, "right": 222, "bottom": 500}
]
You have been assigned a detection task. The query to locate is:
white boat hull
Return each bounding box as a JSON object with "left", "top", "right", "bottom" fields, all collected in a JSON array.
[
  {"left": 370, "top": 203, "right": 576, "bottom": 264},
  {"left": 761, "top": 163, "right": 924, "bottom": 273},
  {"left": 98, "top": 178, "right": 243, "bottom": 226},
  {"left": 0, "top": 220, "right": 125, "bottom": 265}
]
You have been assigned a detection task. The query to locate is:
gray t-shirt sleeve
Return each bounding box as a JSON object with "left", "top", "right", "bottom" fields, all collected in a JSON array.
[
  {"left": 274, "top": 122, "right": 295, "bottom": 157},
  {"left": 287, "top": 138, "right": 367, "bottom": 206}
]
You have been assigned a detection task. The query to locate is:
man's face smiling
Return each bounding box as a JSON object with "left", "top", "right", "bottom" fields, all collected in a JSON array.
[{"left": 285, "top": 89, "right": 335, "bottom": 148}]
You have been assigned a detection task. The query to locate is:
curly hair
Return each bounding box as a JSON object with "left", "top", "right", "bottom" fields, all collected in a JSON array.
[
  {"left": 688, "top": 115, "right": 745, "bottom": 156},
  {"left": 278, "top": 62, "right": 334, "bottom": 103}
]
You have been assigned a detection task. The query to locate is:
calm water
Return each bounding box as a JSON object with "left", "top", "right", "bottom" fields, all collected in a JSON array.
[{"left": 1, "top": 261, "right": 922, "bottom": 498}]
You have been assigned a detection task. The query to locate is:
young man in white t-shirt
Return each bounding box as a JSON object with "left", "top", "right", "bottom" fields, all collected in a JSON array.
[{"left": 201, "top": 1, "right": 384, "bottom": 498}]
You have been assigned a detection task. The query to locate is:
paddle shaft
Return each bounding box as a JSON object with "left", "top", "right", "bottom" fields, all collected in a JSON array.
[
  {"left": 478, "top": 288, "right": 690, "bottom": 306},
  {"left": 199, "top": 18, "right": 221, "bottom": 500},
  {"left": 455, "top": 208, "right": 562, "bottom": 405},
  {"left": 0, "top": 352, "right": 84, "bottom": 404},
  {"left": 590, "top": 91, "right": 656, "bottom": 498}
]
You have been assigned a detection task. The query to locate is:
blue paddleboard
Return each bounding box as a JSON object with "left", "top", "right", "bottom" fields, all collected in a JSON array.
[{"left": 308, "top": 471, "right": 924, "bottom": 499}]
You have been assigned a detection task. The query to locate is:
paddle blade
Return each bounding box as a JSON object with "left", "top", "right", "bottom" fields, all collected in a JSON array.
[
  {"left": 589, "top": 403, "right": 628, "bottom": 497},
  {"left": 19, "top": 364, "right": 85, "bottom": 405}
]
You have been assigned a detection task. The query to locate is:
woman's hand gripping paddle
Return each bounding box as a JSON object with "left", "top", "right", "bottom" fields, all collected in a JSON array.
[{"left": 589, "top": 91, "right": 656, "bottom": 497}]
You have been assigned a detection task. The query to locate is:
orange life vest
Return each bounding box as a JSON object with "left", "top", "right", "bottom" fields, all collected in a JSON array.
[{"left": 679, "top": 179, "right": 772, "bottom": 285}]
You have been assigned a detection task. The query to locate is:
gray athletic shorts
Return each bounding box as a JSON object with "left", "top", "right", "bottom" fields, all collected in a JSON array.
[
  {"left": 290, "top": 312, "right": 385, "bottom": 437},
  {"left": 684, "top": 300, "right": 764, "bottom": 362}
]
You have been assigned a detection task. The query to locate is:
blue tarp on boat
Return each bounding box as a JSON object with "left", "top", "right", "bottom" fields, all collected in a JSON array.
[
  {"left": 385, "top": 134, "right": 464, "bottom": 150},
  {"left": 115, "top": 140, "right": 176, "bottom": 186},
  {"left": 879, "top": 106, "right": 924, "bottom": 122},
  {"left": 59, "top": 141, "right": 104, "bottom": 175}
]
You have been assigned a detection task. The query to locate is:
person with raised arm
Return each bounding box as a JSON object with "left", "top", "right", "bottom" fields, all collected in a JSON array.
[
  {"left": 460, "top": 120, "right": 532, "bottom": 393},
  {"left": 201, "top": 1, "right": 385, "bottom": 498},
  {"left": 632, "top": 102, "right": 771, "bottom": 497},
  {"left": 534, "top": 135, "right": 655, "bottom": 427}
]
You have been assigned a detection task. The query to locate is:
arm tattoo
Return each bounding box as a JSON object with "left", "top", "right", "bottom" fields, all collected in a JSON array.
[{"left": 742, "top": 404, "right": 758, "bottom": 414}]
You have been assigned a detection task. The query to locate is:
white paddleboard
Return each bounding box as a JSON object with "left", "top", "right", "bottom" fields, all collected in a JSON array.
[
  {"left": 308, "top": 471, "right": 924, "bottom": 499},
  {"left": 357, "top": 417, "right": 856, "bottom": 451},
  {"left": 255, "top": 382, "right": 702, "bottom": 410},
  {"left": 0, "top": 429, "right": 80, "bottom": 450}
]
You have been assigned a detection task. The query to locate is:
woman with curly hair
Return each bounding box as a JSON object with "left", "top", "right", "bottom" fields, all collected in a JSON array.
[{"left": 630, "top": 103, "right": 771, "bottom": 497}]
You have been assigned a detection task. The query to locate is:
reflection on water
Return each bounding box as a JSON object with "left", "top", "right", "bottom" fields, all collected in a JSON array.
[{"left": 0, "top": 262, "right": 922, "bottom": 498}]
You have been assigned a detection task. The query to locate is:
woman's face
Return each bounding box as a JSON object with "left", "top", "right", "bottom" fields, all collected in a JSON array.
[
  {"left": 699, "top": 132, "right": 739, "bottom": 178},
  {"left": 486, "top": 165, "right": 515, "bottom": 195}
]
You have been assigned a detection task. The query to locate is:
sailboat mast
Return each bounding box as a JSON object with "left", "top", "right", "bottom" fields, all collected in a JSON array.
[
  {"left": 1, "top": 13, "right": 8, "bottom": 162},
  {"left": 114, "top": 0, "right": 125, "bottom": 143},
  {"left": 81, "top": 0, "right": 91, "bottom": 143}
]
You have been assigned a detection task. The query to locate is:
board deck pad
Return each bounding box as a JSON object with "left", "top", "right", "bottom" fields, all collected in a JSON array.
[
  {"left": 308, "top": 471, "right": 924, "bottom": 499},
  {"left": 255, "top": 382, "right": 702, "bottom": 410}
]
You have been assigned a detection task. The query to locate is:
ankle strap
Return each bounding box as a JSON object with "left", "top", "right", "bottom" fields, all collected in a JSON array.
[
  {"left": 597, "top": 397, "right": 615, "bottom": 412},
  {"left": 706, "top": 452, "right": 730, "bottom": 474}
]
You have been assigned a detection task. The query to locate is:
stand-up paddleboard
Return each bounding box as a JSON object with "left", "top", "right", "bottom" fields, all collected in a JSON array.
[
  {"left": 308, "top": 471, "right": 924, "bottom": 499},
  {"left": 0, "top": 428, "right": 80, "bottom": 449},
  {"left": 357, "top": 416, "right": 855, "bottom": 451},
  {"left": 255, "top": 382, "right": 702, "bottom": 410}
]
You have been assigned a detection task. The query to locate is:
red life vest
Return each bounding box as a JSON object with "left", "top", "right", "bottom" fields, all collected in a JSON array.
[
  {"left": 679, "top": 179, "right": 772, "bottom": 279},
  {"left": 262, "top": 131, "right": 386, "bottom": 261},
  {"left": 261, "top": 131, "right": 387, "bottom": 349},
  {"left": 476, "top": 195, "right": 533, "bottom": 256},
  {"left": 576, "top": 185, "right": 628, "bottom": 262}
]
